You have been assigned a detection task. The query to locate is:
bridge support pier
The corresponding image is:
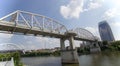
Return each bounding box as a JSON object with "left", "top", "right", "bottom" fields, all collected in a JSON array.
[
  {"left": 60, "top": 32, "right": 79, "bottom": 64},
  {"left": 90, "top": 41, "right": 101, "bottom": 53}
]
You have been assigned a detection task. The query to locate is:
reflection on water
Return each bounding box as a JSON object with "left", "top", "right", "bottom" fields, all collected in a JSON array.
[
  {"left": 62, "top": 64, "right": 79, "bottom": 66},
  {"left": 21, "top": 52, "right": 120, "bottom": 66},
  {"left": 21, "top": 57, "right": 61, "bottom": 66}
]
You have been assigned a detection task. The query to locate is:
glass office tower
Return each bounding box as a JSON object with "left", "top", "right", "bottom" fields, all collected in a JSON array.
[{"left": 98, "top": 21, "right": 115, "bottom": 41}]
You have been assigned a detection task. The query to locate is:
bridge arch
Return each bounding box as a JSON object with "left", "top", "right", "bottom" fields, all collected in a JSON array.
[
  {"left": 0, "top": 43, "right": 24, "bottom": 51},
  {"left": 69, "top": 28, "right": 96, "bottom": 41}
]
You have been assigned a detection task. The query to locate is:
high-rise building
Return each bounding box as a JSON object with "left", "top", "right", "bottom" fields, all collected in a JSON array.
[{"left": 98, "top": 21, "right": 115, "bottom": 41}]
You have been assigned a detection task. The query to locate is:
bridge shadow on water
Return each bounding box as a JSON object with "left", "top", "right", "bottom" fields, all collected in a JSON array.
[{"left": 62, "top": 64, "right": 79, "bottom": 66}]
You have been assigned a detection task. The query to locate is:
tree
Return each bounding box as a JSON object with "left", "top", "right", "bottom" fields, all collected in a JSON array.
[{"left": 102, "top": 41, "right": 108, "bottom": 45}]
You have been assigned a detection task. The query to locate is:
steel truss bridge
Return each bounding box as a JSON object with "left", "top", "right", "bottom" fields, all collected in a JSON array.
[
  {"left": 0, "top": 10, "right": 97, "bottom": 41},
  {"left": 0, "top": 10, "right": 100, "bottom": 64}
]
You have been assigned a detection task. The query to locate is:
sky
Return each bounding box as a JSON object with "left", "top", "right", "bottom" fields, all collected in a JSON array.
[{"left": 0, "top": 0, "right": 120, "bottom": 50}]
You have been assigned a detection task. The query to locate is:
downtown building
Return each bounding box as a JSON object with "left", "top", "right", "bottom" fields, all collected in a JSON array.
[{"left": 98, "top": 21, "right": 115, "bottom": 41}]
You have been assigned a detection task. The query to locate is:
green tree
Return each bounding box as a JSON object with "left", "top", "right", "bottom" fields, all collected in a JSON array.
[{"left": 102, "top": 41, "right": 108, "bottom": 45}]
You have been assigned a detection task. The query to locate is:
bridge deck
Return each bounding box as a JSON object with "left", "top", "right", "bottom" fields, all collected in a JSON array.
[{"left": 0, "top": 21, "right": 65, "bottom": 38}]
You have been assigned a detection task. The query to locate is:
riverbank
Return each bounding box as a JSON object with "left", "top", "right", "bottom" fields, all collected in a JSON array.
[
  {"left": 77, "top": 40, "right": 120, "bottom": 55},
  {"left": 21, "top": 50, "right": 60, "bottom": 57},
  {"left": 20, "top": 40, "right": 120, "bottom": 57}
]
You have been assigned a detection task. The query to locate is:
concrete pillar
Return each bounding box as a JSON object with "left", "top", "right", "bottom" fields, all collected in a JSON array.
[
  {"left": 69, "top": 36, "right": 75, "bottom": 49},
  {"left": 90, "top": 41, "right": 101, "bottom": 53},
  {"left": 60, "top": 38, "right": 66, "bottom": 50},
  {"left": 68, "top": 35, "right": 79, "bottom": 63},
  {"left": 60, "top": 32, "right": 79, "bottom": 64}
]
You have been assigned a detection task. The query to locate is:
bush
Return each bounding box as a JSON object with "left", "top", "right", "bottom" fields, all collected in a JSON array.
[
  {"left": 0, "top": 52, "right": 23, "bottom": 66},
  {"left": 101, "top": 40, "right": 120, "bottom": 51}
]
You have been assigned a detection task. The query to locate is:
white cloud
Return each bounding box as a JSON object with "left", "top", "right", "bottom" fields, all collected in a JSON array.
[
  {"left": 60, "top": 0, "right": 84, "bottom": 19},
  {"left": 103, "top": 0, "right": 120, "bottom": 19},
  {"left": 84, "top": 0, "right": 104, "bottom": 11},
  {"left": 109, "top": 22, "right": 120, "bottom": 40},
  {"left": 110, "top": 21, "right": 120, "bottom": 27},
  {"left": 60, "top": 0, "right": 104, "bottom": 19},
  {"left": 0, "top": 33, "right": 13, "bottom": 43},
  {"left": 109, "top": 0, "right": 120, "bottom": 7},
  {"left": 103, "top": 8, "right": 120, "bottom": 19},
  {"left": 35, "top": 37, "right": 60, "bottom": 49},
  {"left": 87, "top": 2, "right": 101, "bottom": 10},
  {"left": 0, "top": 33, "right": 13, "bottom": 39}
]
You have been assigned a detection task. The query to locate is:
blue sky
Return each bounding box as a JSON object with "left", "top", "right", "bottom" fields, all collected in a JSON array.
[{"left": 0, "top": 0, "right": 120, "bottom": 50}]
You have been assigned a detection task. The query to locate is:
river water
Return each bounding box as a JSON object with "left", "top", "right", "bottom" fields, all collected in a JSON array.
[{"left": 21, "top": 52, "right": 120, "bottom": 66}]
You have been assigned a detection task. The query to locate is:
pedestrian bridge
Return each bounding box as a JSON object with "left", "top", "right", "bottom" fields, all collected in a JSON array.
[
  {"left": 0, "top": 10, "right": 99, "bottom": 64},
  {"left": 0, "top": 10, "right": 96, "bottom": 41}
]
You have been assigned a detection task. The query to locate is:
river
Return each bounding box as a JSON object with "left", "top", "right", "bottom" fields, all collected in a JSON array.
[{"left": 21, "top": 52, "right": 120, "bottom": 66}]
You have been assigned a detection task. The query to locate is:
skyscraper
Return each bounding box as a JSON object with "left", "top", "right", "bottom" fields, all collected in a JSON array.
[{"left": 98, "top": 21, "right": 115, "bottom": 41}]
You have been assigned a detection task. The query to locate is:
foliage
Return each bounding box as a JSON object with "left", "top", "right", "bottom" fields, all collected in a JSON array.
[
  {"left": 21, "top": 50, "right": 61, "bottom": 57},
  {"left": 22, "top": 51, "right": 52, "bottom": 57},
  {"left": 0, "top": 52, "right": 24, "bottom": 66},
  {"left": 77, "top": 40, "right": 120, "bottom": 55},
  {"left": 77, "top": 47, "right": 90, "bottom": 55},
  {"left": 102, "top": 41, "right": 108, "bottom": 45},
  {"left": 12, "top": 52, "right": 21, "bottom": 66},
  {"left": 100, "top": 40, "right": 120, "bottom": 51},
  {"left": 52, "top": 50, "right": 60, "bottom": 56}
]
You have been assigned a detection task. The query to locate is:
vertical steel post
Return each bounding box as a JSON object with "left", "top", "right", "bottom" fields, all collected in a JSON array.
[{"left": 42, "top": 16, "right": 45, "bottom": 30}]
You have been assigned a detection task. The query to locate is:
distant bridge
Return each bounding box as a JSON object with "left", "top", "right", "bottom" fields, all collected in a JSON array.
[
  {"left": 0, "top": 43, "right": 24, "bottom": 53},
  {"left": 0, "top": 10, "right": 99, "bottom": 64}
]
